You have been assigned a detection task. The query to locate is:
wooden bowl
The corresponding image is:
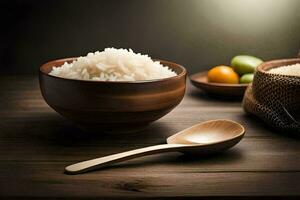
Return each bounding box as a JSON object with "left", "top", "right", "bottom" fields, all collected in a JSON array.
[
  {"left": 39, "top": 58, "right": 187, "bottom": 133},
  {"left": 189, "top": 71, "right": 248, "bottom": 97}
]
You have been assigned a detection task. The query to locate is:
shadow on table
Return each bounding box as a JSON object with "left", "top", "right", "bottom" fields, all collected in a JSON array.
[
  {"left": 188, "top": 89, "right": 243, "bottom": 102},
  {"left": 86, "top": 148, "right": 244, "bottom": 173},
  {"left": 244, "top": 114, "right": 300, "bottom": 139},
  {"left": 3, "top": 112, "right": 174, "bottom": 147}
]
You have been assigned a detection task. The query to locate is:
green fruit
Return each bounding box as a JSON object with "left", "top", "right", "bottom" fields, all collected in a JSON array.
[
  {"left": 240, "top": 73, "right": 254, "bottom": 84},
  {"left": 231, "top": 55, "right": 263, "bottom": 75}
]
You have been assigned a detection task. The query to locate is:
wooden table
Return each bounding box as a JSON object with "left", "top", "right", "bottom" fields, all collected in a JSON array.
[{"left": 0, "top": 76, "right": 299, "bottom": 199}]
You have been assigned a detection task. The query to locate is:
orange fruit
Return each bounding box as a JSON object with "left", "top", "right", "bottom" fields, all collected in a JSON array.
[{"left": 207, "top": 65, "right": 239, "bottom": 84}]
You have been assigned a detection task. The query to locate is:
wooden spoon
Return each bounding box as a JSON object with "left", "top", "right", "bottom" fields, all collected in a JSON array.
[{"left": 65, "top": 119, "right": 245, "bottom": 174}]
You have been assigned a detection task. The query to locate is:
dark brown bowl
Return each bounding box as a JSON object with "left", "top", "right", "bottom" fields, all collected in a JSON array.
[
  {"left": 189, "top": 71, "right": 248, "bottom": 98},
  {"left": 39, "top": 58, "right": 187, "bottom": 133}
]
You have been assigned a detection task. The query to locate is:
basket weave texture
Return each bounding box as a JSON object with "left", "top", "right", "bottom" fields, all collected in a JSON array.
[{"left": 243, "top": 58, "right": 300, "bottom": 134}]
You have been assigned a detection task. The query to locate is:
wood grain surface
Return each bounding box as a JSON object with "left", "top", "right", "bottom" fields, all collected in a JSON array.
[{"left": 0, "top": 76, "right": 299, "bottom": 199}]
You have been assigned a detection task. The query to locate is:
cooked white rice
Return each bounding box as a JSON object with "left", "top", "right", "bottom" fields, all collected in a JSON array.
[
  {"left": 268, "top": 63, "right": 300, "bottom": 77},
  {"left": 49, "top": 48, "right": 177, "bottom": 81}
]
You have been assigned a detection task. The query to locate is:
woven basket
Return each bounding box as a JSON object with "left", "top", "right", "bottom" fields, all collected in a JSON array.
[{"left": 243, "top": 58, "right": 300, "bottom": 134}]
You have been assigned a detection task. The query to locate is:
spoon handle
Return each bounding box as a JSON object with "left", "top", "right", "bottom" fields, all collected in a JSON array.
[{"left": 65, "top": 143, "right": 187, "bottom": 174}]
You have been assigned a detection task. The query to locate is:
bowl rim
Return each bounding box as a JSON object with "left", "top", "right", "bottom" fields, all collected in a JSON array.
[
  {"left": 39, "top": 57, "right": 187, "bottom": 84},
  {"left": 257, "top": 58, "right": 300, "bottom": 78}
]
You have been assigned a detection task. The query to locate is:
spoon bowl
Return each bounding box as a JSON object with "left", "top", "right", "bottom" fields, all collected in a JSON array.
[
  {"left": 65, "top": 119, "right": 245, "bottom": 174},
  {"left": 167, "top": 119, "right": 245, "bottom": 154}
]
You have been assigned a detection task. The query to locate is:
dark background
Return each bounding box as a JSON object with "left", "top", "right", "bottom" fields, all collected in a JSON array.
[{"left": 1, "top": 0, "right": 299, "bottom": 75}]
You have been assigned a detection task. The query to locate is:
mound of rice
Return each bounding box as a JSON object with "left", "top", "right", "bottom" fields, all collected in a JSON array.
[
  {"left": 268, "top": 63, "right": 300, "bottom": 77},
  {"left": 49, "top": 48, "right": 177, "bottom": 81}
]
